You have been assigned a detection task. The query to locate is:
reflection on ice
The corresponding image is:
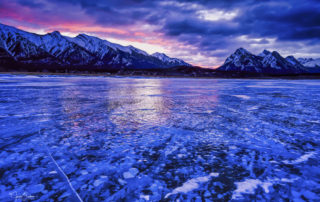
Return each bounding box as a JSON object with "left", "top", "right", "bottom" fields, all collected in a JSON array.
[{"left": 0, "top": 75, "right": 320, "bottom": 201}]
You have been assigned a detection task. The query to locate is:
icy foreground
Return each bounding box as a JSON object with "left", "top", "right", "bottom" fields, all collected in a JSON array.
[{"left": 0, "top": 75, "right": 319, "bottom": 201}]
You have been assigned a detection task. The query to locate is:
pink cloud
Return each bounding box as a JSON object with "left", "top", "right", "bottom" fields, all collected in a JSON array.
[{"left": 0, "top": 0, "right": 218, "bottom": 67}]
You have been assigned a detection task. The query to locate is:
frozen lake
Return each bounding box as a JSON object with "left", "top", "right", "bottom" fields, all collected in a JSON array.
[{"left": 0, "top": 74, "right": 319, "bottom": 201}]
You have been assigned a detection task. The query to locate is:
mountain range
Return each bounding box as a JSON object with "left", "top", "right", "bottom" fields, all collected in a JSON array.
[
  {"left": 0, "top": 23, "right": 190, "bottom": 72},
  {"left": 217, "top": 48, "right": 320, "bottom": 75},
  {"left": 0, "top": 23, "right": 319, "bottom": 76}
]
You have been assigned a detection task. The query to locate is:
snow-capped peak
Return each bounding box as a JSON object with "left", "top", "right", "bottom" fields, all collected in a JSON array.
[
  {"left": 49, "top": 31, "right": 61, "bottom": 37},
  {"left": 152, "top": 52, "right": 169, "bottom": 61},
  {"left": 152, "top": 52, "right": 190, "bottom": 66},
  {"left": 234, "top": 47, "right": 251, "bottom": 55},
  {"left": 258, "top": 49, "right": 271, "bottom": 57},
  {"left": 127, "top": 45, "right": 148, "bottom": 56},
  {"left": 71, "top": 33, "right": 149, "bottom": 56},
  {"left": 222, "top": 48, "right": 262, "bottom": 71},
  {"left": 73, "top": 33, "right": 124, "bottom": 52},
  {"left": 285, "top": 56, "right": 301, "bottom": 66}
]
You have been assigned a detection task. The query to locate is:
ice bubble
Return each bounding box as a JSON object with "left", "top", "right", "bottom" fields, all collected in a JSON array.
[
  {"left": 118, "top": 178, "right": 127, "bottom": 185},
  {"left": 204, "top": 191, "right": 211, "bottom": 197},
  {"left": 177, "top": 154, "right": 184, "bottom": 158},
  {"left": 80, "top": 170, "right": 88, "bottom": 175},
  {"left": 123, "top": 168, "right": 139, "bottom": 179},
  {"left": 94, "top": 179, "right": 104, "bottom": 187},
  {"left": 28, "top": 184, "right": 45, "bottom": 194}
]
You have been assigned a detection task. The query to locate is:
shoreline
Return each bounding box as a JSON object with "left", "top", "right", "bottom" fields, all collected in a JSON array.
[{"left": 1, "top": 71, "right": 320, "bottom": 80}]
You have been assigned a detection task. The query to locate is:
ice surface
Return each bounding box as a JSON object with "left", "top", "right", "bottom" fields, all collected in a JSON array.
[{"left": 0, "top": 75, "right": 320, "bottom": 201}]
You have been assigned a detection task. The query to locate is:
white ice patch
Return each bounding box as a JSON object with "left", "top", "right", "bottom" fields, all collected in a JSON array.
[
  {"left": 232, "top": 179, "right": 272, "bottom": 200},
  {"left": 280, "top": 177, "right": 299, "bottom": 183},
  {"left": 123, "top": 168, "right": 139, "bottom": 179},
  {"left": 233, "top": 95, "right": 250, "bottom": 100},
  {"left": 248, "top": 106, "right": 259, "bottom": 111},
  {"left": 307, "top": 120, "right": 320, "bottom": 124},
  {"left": 164, "top": 146, "right": 179, "bottom": 156},
  {"left": 140, "top": 194, "right": 150, "bottom": 201},
  {"left": 80, "top": 170, "right": 88, "bottom": 175},
  {"left": 165, "top": 173, "right": 219, "bottom": 198},
  {"left": 94, "top": 179, "right": 104, "bottom": 187},
  {"left": 283, "top": 152, "right": 316, "bottom": 164}
]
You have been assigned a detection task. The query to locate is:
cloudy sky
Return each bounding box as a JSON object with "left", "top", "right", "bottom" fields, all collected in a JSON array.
[{"left": 0, "top": 0, "right": 319, "bottom": 67}]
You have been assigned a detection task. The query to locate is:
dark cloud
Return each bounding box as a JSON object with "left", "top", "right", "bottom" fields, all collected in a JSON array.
[
  {"left": 1, "top": 0, "right": 320, "bottom": 66},
  {"left": 157, "top": 0, "right": 320, "bottom": 61},
  {"left": 17, "top": 0, "right": 45, "bottom": 8},
  {"left": 238, "top": 1, "right": 320, "bottom": 40}
]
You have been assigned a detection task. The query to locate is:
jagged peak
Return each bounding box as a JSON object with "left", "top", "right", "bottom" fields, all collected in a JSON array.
[
  {"left": 270, "top": 51, "right": 282, "bottom": 58},
  {"left": 286, "top": 55, "right": 300, "bottom": 62},
  {"left": 77, "top": 33, "right": 89, "bottom": 37},
  {"left": 286, "top": 55, "right": 301, "bottom": 65},
  {"left": 298, "top": 57, "right": 314, "bottom": 61},
  {"left": 258, "top": 49, "right": 271, "bottom": 57},
  {"left": 49, "top": 31, "right": 61, "bottom": 37},
  {"left": 286, "top": 55, "right": 295, "bottom": 59},
  {"left": 127, "top": 45, "right": 148, "bottom": 56},
  {"left": 233, "top": 47, "right": 252, "bottom": 56},
  {"left": 152, "top": 52, "right": 175, "bottom": 61},
  {"left": 152, "top": 52, "right": 168, "bottom": 57},
  {"left": 152, "top": 52, "right": 189, "bottom": 65},
  {"left": 76, "top": 33, "right": 88, "bottom": 39},
  {"left": 76, "top": 33, "right": 100, "bottom": 40}
]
